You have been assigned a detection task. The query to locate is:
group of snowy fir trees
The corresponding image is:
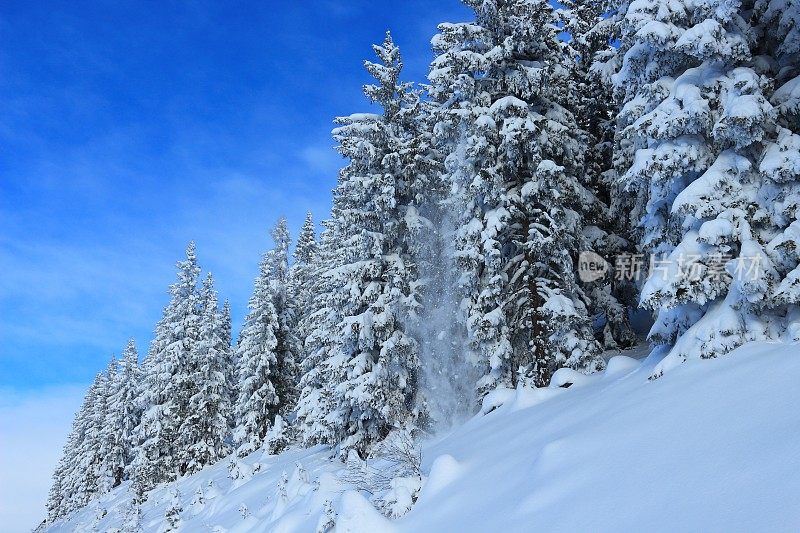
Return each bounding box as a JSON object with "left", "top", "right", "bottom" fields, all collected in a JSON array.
[{"left": 46, "top": 0, "right": 798, "bottom": 524}]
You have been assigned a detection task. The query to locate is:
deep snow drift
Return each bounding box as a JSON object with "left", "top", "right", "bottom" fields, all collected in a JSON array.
[{"left": 45, "top": 341, "right": 800, "bottom": 532}]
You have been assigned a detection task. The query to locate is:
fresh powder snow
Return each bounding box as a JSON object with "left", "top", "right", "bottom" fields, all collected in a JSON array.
[{"left": 46, "top": 341, "right": 800, "bottom": 532}]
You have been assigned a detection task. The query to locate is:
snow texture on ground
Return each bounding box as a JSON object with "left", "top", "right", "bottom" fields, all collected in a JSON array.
[{"left": 47, "top": 341, "right": 800, "bottom": 532}]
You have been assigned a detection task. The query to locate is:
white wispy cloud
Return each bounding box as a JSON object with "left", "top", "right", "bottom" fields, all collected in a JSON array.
[{"left": 298, "top": 143, "right": 342, "bottom": 175}]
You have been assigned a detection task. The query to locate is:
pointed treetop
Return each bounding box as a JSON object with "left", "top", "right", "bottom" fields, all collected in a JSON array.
[
  {"left": 363, "top": 30, "right": 405, "bottom": 115},
  {"left": 372, "top": 30, "right": 401, "bottom": 72},
  {"left": 220, "top": 299, "right": 233, "bottom": 346},
  {"left": 123, "top": 338, "right": 137, "bottom": 355},
  {"left": 201, "top": 272, "right": 219, "bottom": 311},
  {"left": 173, "top": 241, "right": 201, "bottom": 297},
  {"left": 105, "top": 354, "right": 118, "bottom": 378},
  {"left": 122, "top": 338, "right": 138, "bottom": 366},
  {"left": 294, "top": 211, "right": 317, "bottom": 265},
  {"left": 266, "top": 218, "right": 292, "bottom": 282},
  {"left": 185, "top": 241, "right": 197, "bottom": 262},
  {"left": 178, "top": 241, "right": 199, "bottom": 275},
  {"left": 271, "top": 217, "right": 290, "bottom": 248}
]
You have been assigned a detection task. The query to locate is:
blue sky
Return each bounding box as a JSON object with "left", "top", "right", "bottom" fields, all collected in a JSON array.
[
  {"left": 0, "top": 0, "right": 473, "bottom": 394},
  {"left": 1, "top": 2, "right": 474, "bottom": 528}
]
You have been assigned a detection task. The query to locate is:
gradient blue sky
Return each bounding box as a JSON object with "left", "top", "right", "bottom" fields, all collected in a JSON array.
[{"left": 0, "top": 0, "right": 473, "bottom": 394}]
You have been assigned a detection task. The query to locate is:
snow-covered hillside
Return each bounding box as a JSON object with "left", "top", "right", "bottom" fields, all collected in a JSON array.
[{"left": 46, "top": 341, "right": 800, "bottom": 532}]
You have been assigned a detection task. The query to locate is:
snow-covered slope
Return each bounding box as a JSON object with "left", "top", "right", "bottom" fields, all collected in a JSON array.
[{"left": 47, "top": 341, "right": 800, "bottom": 532}]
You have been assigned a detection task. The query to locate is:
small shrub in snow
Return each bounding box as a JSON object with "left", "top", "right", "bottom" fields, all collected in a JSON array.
[
  {"left": 265, "top": 414, "right": 290, "bottom": 453},
  {"left": 316, "top": 499, "right": 336, "bottom": 533},
  {"left": 376, "top": 475, "right": 425, "bottom": 518},
  {"left": 290, "top": 462, "right": 310, "bottom": 487},
  {"left": 205, "top": 479, "right": 221, "bottom": 500},
  {"left": 120, "top": 500, "right": 143, "bottom": 533},
  {"left": 343, "top": 430, "right": 425, "bottom": 517},
  {"left": 227, "top": 457, "right": 252, "bottom": 483},
  {"left": 162, "top": 489, "right": 182, "bottom": 532},
  {"left": 190, "top": 487, "right": 205, "bottom": 512},
  {"left": 276, "top": 471, "right": 289, "bottom": 503}
]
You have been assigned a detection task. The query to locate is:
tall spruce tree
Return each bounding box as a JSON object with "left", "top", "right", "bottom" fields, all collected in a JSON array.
[
  {"left": 46, "top": 373, "right": 105, "bottom": 521},
  {"left": 220, "top": 299, "right": 237, "bottom": 429},
  {"left": 179, "top": 273, "right": 232, "bottom": 473},
  {"left": 131, "top": 242, "right": 202, "bottom": 487},
  {"left": 605, "top": 0, "right": 779, "bottom": 375},
  {"left": 265, "top": 218, "right": 300, "bottom": 415},
  {"left": 429, "top": 0, "right": 604, "bottom": 394},
  {"left": 94, "top": 356, "right": 118, "bottom": 494},
  {"left": 296, "top": 32, "right": 430, "bottom": 455},
  {"left": 289, "top": 211, "right": 319, "bottom": 348},
  {"left": 295, "top": 217, "right": 346, "bottom": 447},
  {"left": 104, "top": 339, "right": 142, "bottom": 488},
  {"left": 563, "top": 0, "right": 639, "bottom": 350},
  {"left": 752, "top": 0, "right": 800, "bottom": 341},
  {"left": 233, "top": 220, "right": 297, "bottom": 455},
  {"left": 68, "top": 368, "right": 115, "bottom": 507}
]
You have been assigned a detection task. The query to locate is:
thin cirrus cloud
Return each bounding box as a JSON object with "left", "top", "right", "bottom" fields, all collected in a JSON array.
[
  {"left": 1, "top": 0, "right": 472, "bottom": 393},
  {"left": 299, "top": 143, "right": 343, "bottom": 176}
]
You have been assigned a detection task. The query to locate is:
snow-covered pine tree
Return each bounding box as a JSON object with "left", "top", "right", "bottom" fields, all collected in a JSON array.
[
  {"left": 562, "top": 0, "right": 639, "bottom": 350},
  {"left": 101, "top": 339, "right": 142, "bottom": 488},
  {"left": 291, "top": 211, "right": 318, "bottom": 312},
  {"left": 47, "top": 371, "right": 110, "bottom": 520},
  {"left": 295, "top": 217, "right": 346, "bottom": 447},
  {"left": 562, "top": 0, "right": 614, "bottom": 202},
  {"left": 131, "top": 242, "right": 202, "bottom": 487},
  {"left": 220, "top": 299, "right": 237, "bottom": 429},
  {"left": 606, "top": 0, "right": 779, "bottom": 373},
  {"left": 120, "top": 498, "right": 144, "bottom": 533},
  {"left": 233, "top": 253, "right": 279, "bottom": 455},
  {"left": 295, "top": 212, "right": 318, "bottom": 264},
  {"left": 429, "top": 0, "right": 604, "bottom": 393},
  {"left": 179, "top": 273, "right": 232, "bottom": 474},
  {"left": 296, "top": 32, "right": 431, "bottom": 456},
  {"left": 45, "top": 373, "right": 106, "bottom": 522},
  {"left": 751, "top": 0, "right": 800, "bottom": 341},
  {"left": 50, "top": 389, "right": 92, "bottom": 519},
  {"left": 317, "top": 499, "right": 337, "bottom": 533},
  {"left": 295, "top": 72, "right": 439, "bottom": 446},
  {"left": 753, "top": 0, "right": 799, "bottom": 131},
  {"left": 163, "top": 488, "right": 183, "bottom": 531},
  {"left": 265, "top": 217, "right": 300, "bottom": 419},
  {"left": 233, "top": 220, "right": 298, "bottom": 455},
  {"left": 45, "top": 452, "right": 68, "bottom": 522},
  {"left": 95, "top": 355, "right": 122, "bottom": 494},
  {"left": 81, "top": 368, "right": 112, "bottom": 501},
  {"left": 289, "top": 211, "right": 319, "bottom": 352}
]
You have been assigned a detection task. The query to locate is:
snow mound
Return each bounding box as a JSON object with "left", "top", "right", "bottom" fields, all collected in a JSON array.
[
  {"left": 336, "top": 491, "right": 393, "bottom": 533},
  {"left": 549, "top": 367, "right": 594, "bottom": 388},
  {"left": 421, "top": 455, "right": 462, "bottom": 497},
  {"left": 603, "top": 355, "right": 640, "bottom": 376}
]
